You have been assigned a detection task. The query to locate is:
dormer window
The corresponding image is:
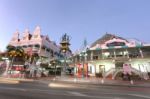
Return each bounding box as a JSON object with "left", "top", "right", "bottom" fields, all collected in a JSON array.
[
  {"left": 28, "top": 45, "right": 33, "bottom": 47},
  {"left": 107, "top": 42, "right": 125, "bottom": 47}
]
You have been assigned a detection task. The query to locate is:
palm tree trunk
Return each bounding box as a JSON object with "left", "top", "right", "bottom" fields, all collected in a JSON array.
[{"left": 9, "top": 56, "right": 15, "bottom": 74}]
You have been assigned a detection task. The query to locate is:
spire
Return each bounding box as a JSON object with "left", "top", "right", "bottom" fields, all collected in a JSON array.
[
  {"left": 22, "top": 28, "right": 30, "bottom": 40},
  {"left": 25, "top": 28, "right": 29, "bottom": 33},
  {"left": 23, "top": 28, "right": 30, "bottom": 36},
  {"left": 83, "top": 38, "right": 87, "bottom": 48},
  {"left": 33, "top": 26, "right": 41, "bottom": 35},
  {"left": 11, "top": 30, "right": 20, "bottom": 42},
  {"left": 80, "top": 38, "right": 88, "bottom": 52},
  {"left": 32, "top": 26, "right": 41, "bottom": 39}
]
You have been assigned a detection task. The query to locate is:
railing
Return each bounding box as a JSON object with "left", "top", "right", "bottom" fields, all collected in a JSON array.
[
  {"left": 110, "top": 67, "right": 149, "bottom": 80},
  {"left": 112, "top": 68, "right": 123, "bottom": 79},
  {"left": 130, "top": 67, "right": 142, "bottom": 78},
  {"left": 104, "top": 68, "right": 116, "bottom": 78},
  {"left": 131, "top": 67, "right": 149, "bottom": 80}
]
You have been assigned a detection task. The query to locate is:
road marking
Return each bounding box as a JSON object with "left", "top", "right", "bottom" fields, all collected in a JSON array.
[
  {"left": 0, "top": 86, "right": 126, "bottom": 99},
  {"left": 48, "top": 83, "right": 76, "bottom": 88},
  {"left": 68, "top": 91, "right": 116, "bottom": 99},
  {"left": 0, "top": 86, "right": 26, "bottom": 91},
  {"left": 68, "top": 92, "right": 87, "bottom": 97},
  {"left": 128, "top": 94, "right": 150, "bottom": 99},
  {"left": 0, "top": 80, "right": 19, "bottom": 84}
]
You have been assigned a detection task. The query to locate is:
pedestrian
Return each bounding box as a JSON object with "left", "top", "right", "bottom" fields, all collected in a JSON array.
[{"left": 127, "top": 73, "right": 131, "bottom": 81}]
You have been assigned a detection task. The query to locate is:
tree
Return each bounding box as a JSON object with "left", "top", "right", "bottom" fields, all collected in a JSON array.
[{"left": 6, "top": 45, "right": 25, "bottom": 73}]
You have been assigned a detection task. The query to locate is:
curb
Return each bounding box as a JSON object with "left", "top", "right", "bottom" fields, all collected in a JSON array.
[
  {"left": 0, "top": 77, "right": 34, "bottom": 82},
  {"left": 50, "top": 79, "right": 150, "bottom": 88}
]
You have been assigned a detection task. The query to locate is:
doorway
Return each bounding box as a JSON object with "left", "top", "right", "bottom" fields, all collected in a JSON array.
[
  {"left": 115, "top": 62, "right": 124, "bottom": 79},
  {"left": 99, "top": 65, "right": 105, "bottom": 77},
  {"left": 115, "top": 62, "right": 124, "bottom": 68}
]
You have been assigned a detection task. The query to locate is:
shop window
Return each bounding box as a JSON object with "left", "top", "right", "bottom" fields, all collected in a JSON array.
[
  {"left": 88, "top": 66, "right": 92, "bottom": 74},
  {"left": 35, "top": 44, "right": 40, "bottom": 48}
]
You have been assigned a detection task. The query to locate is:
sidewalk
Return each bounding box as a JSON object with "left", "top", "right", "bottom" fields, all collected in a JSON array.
[
  {"left": 42, "top": 76, "right": 150, "bottom": 88},
  {"left": 0, "top": 76, "right": 150, "bottom": 87},
  {"left": 0, "top": 77, "right": 34, "bottom": 84}
]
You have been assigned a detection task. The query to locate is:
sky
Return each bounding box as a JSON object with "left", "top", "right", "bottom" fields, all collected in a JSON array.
[{"left": 0, "top": 0, "right": 150, "bottom": 52}]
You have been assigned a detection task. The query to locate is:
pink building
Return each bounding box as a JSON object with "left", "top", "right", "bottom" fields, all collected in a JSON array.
[{"left": 9, "top": 26, "right": 61, "bottom": 61}]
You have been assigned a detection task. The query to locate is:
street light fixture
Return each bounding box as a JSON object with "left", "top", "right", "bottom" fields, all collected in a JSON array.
[
  {"left": 80, "top": 51, "right": 88, "bottom": 78},
  {"left": 50, "top": 59, "right": 57, "bottom": 80}
]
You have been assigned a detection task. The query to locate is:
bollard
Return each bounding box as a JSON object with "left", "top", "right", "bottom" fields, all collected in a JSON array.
[
  {"left": 130, "top": 80, "right": 134, "bottom": 85},
  {"left": 101, "top": 79, "right": 104, "bottom": 84},
  {"left": 53, "top": 78, "right": 56, "bottom": 81},
  {"left": 74, "top": 78, "right": 77, "bottom": 83}
]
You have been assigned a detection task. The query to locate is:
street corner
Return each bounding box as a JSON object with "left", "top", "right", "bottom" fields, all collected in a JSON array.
[
  {"left": 0, "top": 77, "right": 35, "bottom": 83},
  {"left": 0, "top": 78, "right": 20, "bottom": 84},
  {"left": 6, "top": 78, "right": 35, "bottom": 82}
]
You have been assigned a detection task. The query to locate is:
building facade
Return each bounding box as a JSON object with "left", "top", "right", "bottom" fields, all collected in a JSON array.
[
  {"left": 7, "top": 26, "right": 63, "bottom": 77},
  {"left": 73, "top": 34, "right": 150, "bottom": 80},
  {"left": 9, "top": 26, "right": 61, "bottom": 61}
]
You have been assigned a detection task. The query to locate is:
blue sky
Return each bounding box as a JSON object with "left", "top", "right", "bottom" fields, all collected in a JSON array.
[{"left": 0, "top": 0, "right": 150, "bottom": 52}]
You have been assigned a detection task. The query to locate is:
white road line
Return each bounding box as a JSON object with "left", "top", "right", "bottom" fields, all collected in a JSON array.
[
  {"left": 0, "top": 86, "right": 26, "bottom": 91},
  {"left": 68, "top": 92, "right": 87, "bottom": 97},
  {"left": 128, "top": 94, "right": 150, "bottom": 99},
  {"left": 68, "top": 91, "right": 115, "bottom": 99}
]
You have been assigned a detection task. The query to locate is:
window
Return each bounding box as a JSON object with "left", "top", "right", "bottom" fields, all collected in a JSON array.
[
  {"left": 107, "top": 42, "right": 125, "bottom": 47},
  {"left": 34, "top": 44, "right": 40, "bottom": 48},
  {"left": 88, "top": 66, "right": 92, "bottom": 74},
  {"left": 93, "top": 56, "right": 98, "bottom": 60},
  {"left": 22, "top": 45, "right": 27, "bottom": 48},
  {"left": 28, "top": 45, "right": 33, "bottom": 47}
]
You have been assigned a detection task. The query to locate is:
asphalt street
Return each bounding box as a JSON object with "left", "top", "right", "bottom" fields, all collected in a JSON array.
[{"left": 0, "top": 80, "right": 150, "bottom": 99}]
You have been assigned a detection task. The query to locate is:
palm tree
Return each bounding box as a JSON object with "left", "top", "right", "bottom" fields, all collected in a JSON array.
[{"left": 6, "top": 45, "right": 25, "bottom": 74}]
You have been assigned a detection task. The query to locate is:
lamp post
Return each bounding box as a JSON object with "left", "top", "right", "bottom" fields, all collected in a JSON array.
[
  {"left": 80, "top": 51, "right": 88, "bottom": 78},
  {"left": 53, "top": 60, "right": 57, "bottom": 79},
  {"left": 50, "top": 59, "right": 57, "bottom": 80},
  {"left": 101, "top": 65, "right": 105, "bottom": 84},
  {"left": 60, "top": 33, "right": 71, "bottom": 76}
]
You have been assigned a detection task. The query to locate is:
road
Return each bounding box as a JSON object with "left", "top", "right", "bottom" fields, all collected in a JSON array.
[{"left": 0, "top": 80, "right": 150, "bottom": 99}]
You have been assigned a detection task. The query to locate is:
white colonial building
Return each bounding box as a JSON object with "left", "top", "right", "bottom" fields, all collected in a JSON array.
[{"left": 73, "top": 33, "right": 150, "bottom": 80}]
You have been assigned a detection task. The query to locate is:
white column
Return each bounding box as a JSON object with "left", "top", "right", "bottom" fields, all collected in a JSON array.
[
  {"left": 126, "top": 49, "right": 129, "bottom": 58},
  {"left": 114, "top": 50, "right": 116, "bottom": 59},
  {"left": 91, "top": 51, "right": 93, "bottom": 61},
  {"left": 139, "top": 48, "right": 144, "bottom": 58}
]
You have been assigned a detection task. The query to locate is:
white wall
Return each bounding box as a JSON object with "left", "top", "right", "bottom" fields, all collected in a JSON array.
[
  {"left": 92, "top": 60, "right": 115, "bottom": 73},
  {"left": 126, "top": 58, "right": 150, "bottom": 72}
]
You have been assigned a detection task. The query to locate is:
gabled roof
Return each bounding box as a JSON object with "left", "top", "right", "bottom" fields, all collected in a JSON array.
[{"left": 90, "top": 33, "right": 128, "bottom": 47}]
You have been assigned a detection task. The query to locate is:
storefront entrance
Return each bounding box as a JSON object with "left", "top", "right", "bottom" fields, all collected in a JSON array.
[
  {"left": 114, "top": 62, "right": 124, "bottom": 79},
  {"left": 99, "top": 65, "right": 105, "bottom": 77}
]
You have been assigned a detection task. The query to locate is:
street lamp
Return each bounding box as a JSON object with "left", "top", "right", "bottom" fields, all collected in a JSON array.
[
  {"left": 79, "top": 51, "right": 88, "bottom": 78},
  {"left": 99, "top": 65, "right": 105, "bottom": 84},
  {"left": 50, "top": 59, "right": 57, "bottom": 80}
]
